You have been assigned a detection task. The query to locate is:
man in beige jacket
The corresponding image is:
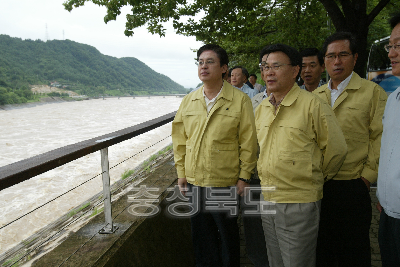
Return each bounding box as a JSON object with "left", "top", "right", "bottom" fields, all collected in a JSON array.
[
  {"left": 314, "top": 32, "right": 387, "bottom": 267},
  {"left": 172, "top": 44, "right": 257, "bottom": 267},
  {"left": 256, "top": 43, "right": 347, "bottom": 267}
]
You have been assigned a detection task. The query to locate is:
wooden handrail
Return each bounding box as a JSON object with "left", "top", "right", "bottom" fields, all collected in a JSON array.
[{"left": 0, "top": 111, "right": 176, "bottom": 191}]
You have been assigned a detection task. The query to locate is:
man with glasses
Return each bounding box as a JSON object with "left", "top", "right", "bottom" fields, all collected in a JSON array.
[
  {"left": 376, "top": 12, "right": 400, "bottom": 267},
  {"left": 299, "top": 48, "right": 326, "bottom": 92},
  {"left": 172, "top": 44, "right": 257, "bottom": 267},
  {"left": 255, "top": 43, "right": 347, "bottom": 267},
  {"left": 314, "top": 32, "right": 387, "bottom": 267}
]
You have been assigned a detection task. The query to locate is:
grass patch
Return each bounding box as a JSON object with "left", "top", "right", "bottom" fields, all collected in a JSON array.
[
  {"left": 2, "top": 253, "right": 24, "bottom": 267},
  {"left": 90, "top": 207, "right": 104, "bottom": 217},
  {"left": 68, "top": 202, "right": 90, "bottom": 218},
  {"left": 158, "top": 145, "right": 172, "bottom": 155},
  {"left": 144, "top": 165, "right": 151, "bottom": 173},
  {"left": 121, "top": 169, "right": 135, "bottom": 180},
  {"left": 22, "top": 237, "right": 38, "bottom": 246},
  {"left": 142, "top": 159, "right": 149, "bottom": 167}
]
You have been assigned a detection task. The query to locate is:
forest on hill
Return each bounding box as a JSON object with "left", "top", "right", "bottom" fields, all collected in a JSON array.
[{"left": 0, "top": 34, "right": 187, "bottom": 105}]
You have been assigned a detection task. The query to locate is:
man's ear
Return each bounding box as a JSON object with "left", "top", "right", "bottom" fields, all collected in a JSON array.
[
  {"left": 292, "top": 65, "right": 300, "bottom": 80},
  {"left": 222, "top": 64, "right": 228, "bottom": 74},
  {"left": 353, "top": 53, "right": 358, "bottom": 67}
]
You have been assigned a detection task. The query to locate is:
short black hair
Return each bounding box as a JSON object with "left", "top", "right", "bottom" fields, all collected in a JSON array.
[
  {"left": 250, "top": 74, "right": 257, "bottom": 79},
  {"left": 231, "top": 66, "right": 249, "bottom": 79},
  {"left": 389, "top": 12, "right": 400, "bottom": 29},
  {"left": 321, "top": 32, "right": 357, "bottom": 56},
  {"left": 228, "top": 68, "right": 233, "bottom": 77},
  {"left": 259, "top": 43, "right": 302, "bottom": 68},
  {"left": 197, "top": 44, "right": 229, "bottom": 67},
  {"left": 300, "top": 48, "right": 324, "bottom": 66}
]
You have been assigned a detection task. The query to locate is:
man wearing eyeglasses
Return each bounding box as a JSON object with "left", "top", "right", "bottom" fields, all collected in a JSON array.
[
  {"left": 299, "top": 48, "right": 326, "bottom": 92},
  {"left": 172, "top": 44, "right": 257, "bottom": 267},
  {"left": 376, "top": 12, "right": 400, "bottom": 267},
  {"left": 314, "top": 32, "right": 387, "bottom": 267},
  {"left": 255, "top": 43, "right": 347, "bottom": 267}
]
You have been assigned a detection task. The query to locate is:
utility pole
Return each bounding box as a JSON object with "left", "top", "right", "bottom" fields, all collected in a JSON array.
[{"left": 45, "top": 23, "right": 49, "bottom": 41}]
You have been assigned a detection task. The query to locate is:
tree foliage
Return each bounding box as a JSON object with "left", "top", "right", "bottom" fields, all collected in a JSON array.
[
  {"left": 0, "top": 34, "right": 186, "bottom": 104},
  {"left": 64, "top": 0, "right": 399, "bottom": 77}
]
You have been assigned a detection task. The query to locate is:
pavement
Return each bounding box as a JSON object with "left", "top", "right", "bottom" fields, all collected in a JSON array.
[{"left": 239, "top": 188, "right": 382, "bottom": 267}]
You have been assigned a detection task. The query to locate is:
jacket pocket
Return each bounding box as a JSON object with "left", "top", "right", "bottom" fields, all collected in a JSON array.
[
  {"left": 341, "top": 103, "right": 369, "bottom": 132},
  {"left": 212, "top": 110, "right": 240, "bottom": 138},
  {"left": 210, "top": 143, "right": 239, "bottom": 179},
  {"left": 274, "top": 151, "right": 313, "bottom": 191},
  {"left": 182, "top": 110, "right": 202, "bottom": 137},
  {"left": 184, "top": 141, "right": 195, "bottom": 177}
]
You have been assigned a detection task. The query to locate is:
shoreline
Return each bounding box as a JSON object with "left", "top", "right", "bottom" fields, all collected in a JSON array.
[
  {"left": 0, "top": 95, "right": 184, "bottom": 111},
  {"left": 0, "top": 97, "right": 85, "bottom": 111}
]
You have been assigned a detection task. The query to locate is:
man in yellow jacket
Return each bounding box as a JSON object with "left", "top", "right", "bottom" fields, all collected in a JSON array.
[
  {"left": 313, "top": 32, "right": 387, "bottom": 267},
  {"left": 255, "top": 43, "right": 347, "bottom": 267},
  {"left": 172, "top": 44, "right": 257, "bottom": 267}
]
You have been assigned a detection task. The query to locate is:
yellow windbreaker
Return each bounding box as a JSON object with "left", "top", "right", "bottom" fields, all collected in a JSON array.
[
  {"left": 313, "top": 72, "right": 387, "bottom": 183},
  {"left": 172, "top": 81, "right": 257, "bottom": 187},
  {"left": 255, "top": 85, "right": 347, "bottom": 203}
]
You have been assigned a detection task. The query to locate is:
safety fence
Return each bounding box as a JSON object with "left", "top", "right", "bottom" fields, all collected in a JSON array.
[{"left": 0, "top": 111, "right": 176, "bottom": 266}]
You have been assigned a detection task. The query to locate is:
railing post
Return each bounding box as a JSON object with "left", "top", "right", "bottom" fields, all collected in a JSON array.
[{"left": 99, "top": 147, "right": 118, "bottom": 234}]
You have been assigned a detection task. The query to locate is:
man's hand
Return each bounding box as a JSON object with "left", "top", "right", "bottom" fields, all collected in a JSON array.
[
  {"left": 236, "top": 179, "right": 249, "bottom": 196},
  {"left": 361, "top": 176, "right": 370, "bottom": 191},
  {"left": 376, "top": 202, "right": 383, "bottom": 213},
  {"left": 178, "top": 178, "right": 188, "bottom": 196}
]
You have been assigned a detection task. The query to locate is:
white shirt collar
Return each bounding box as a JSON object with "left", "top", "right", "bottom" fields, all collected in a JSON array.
[
  {"left": 328, "top": 72, "right": 353, "bottom": 107},
  {"left": 203, "top": 83, "right": 224, "bottom": 113}
]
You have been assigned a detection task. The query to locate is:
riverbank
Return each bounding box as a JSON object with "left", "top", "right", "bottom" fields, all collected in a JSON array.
[
  {"left": 0, "top": 94, "right": 184, "bottom": 111},
  {"left": 0, "top": 96, "right": 88, "bottom": 111}
]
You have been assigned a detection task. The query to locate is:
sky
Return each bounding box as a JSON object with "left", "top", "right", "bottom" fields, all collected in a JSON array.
[{"left": 0, "top": 0, "right": 203, "bottom": 88}]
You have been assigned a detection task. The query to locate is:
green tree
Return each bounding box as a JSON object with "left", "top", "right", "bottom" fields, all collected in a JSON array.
[
  {"left": 64, "top": 0, "right": 398, "bottom": 76},
  {"left": 0, "top": 34, "right": 187, "bottom": 97},
  {"left": 0, "top": 87, "right": 7, "bottom": 105}
]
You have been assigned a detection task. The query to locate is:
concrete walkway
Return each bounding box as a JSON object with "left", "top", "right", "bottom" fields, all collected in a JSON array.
[{"left": 240, "top": 188, "right": 382, "bottom": 267}]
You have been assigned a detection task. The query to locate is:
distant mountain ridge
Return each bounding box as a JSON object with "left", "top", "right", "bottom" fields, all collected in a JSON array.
[{"left": 0, "top": 34, "right": 186, "bottom": 98}]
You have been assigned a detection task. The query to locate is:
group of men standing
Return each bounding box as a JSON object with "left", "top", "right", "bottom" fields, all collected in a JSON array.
[{"left": 171, "top": 12, "right": 400, "bottom": 267}]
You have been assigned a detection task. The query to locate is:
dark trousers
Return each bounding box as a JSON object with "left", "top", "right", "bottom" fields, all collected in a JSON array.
[
  {"left": 379, "top": 210, "right": 400, "bottom": 266},
  {"left": 240, "top": 181, "right": 270, "bottom": 267},
  {"left": 189, "top": 184, "right": 240, "bottom": 267},
  {"left": 316, "top": 178, "right": 372, "bottom": 267}
]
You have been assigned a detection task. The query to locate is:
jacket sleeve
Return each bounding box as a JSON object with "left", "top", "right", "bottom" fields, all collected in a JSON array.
[
  {"left": 313, "top": 100, "right": 348, "bottom": 181},
  {"left": 171, "top": 101, "right": 187, "bottom": 179},
  {"left": 238, "top": 97, "right": 258, "bottom": 180},
  {"left": 361, "top": 84, "right": 387, "bottom": 183}
]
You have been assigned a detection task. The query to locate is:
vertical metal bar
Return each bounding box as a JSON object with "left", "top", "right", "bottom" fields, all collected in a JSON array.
[{"left": 99, "top": 147, "right": 118, "bottom": 234}]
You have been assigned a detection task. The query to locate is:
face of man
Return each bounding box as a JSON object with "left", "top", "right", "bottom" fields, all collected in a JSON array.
[
  {"left": 389, "top": 23, "right": 400, "bottom": 76},
  {"left": 301, "top": 55, "right": 325, "bottom": 91},
  {"left": 231, "top": 68, "right": 247, "bottom": 88},
  {"left": 324, "top": 40, "right": 358, "bottom": 87},
  {"left": 261, "top": 51, "right": 299, "bottom": 95},
  {"left": 198, "top": 50, "right": 227, "bottom": 83},
  {"left": 249, "top": 76, "right": 257, "bottom": 86}
]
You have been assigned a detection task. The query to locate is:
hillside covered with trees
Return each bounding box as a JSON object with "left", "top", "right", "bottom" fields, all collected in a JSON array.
[{"left": 0, "top": 34, "right": 187, "bottom": 105}]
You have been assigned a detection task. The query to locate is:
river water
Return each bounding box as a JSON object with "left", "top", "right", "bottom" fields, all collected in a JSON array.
[{"left": 0, "top": 96, "right": 182, "bottom": 254}]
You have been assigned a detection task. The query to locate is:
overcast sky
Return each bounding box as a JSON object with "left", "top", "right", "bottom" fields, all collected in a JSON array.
[{"left": 0, "top": 0, "right": 203, "bottom": 88}]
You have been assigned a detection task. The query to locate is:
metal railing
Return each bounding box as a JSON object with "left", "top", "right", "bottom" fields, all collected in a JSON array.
[{"left": 0, "top": 111, "right": 176, "bottom": 234}]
